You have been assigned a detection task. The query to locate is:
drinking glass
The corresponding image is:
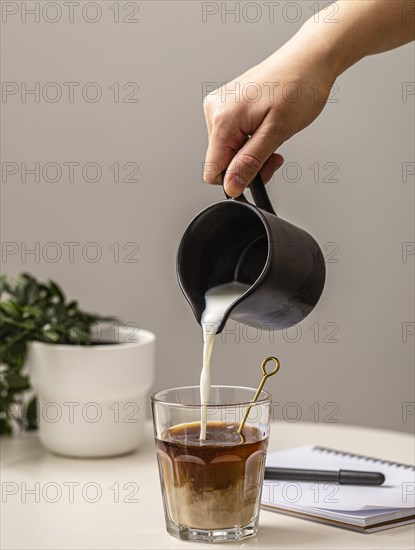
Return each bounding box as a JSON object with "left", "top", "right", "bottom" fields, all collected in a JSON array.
[{"left": 151, "top": 385, "right": 271, "bottom": 543}]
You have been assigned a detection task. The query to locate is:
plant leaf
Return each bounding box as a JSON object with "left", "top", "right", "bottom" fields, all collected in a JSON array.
[
  {"left": 26, "top": 397, "right": 38, "bottom": 430},
  {"left": 49, "top": 280, "right": 65, "bottom": 303},
  {"left": 6, "top": 372, "right": 30, "bottom": 391}
]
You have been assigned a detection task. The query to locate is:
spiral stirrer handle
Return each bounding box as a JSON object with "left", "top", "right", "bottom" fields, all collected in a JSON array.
[{"left": 237, "top": 356, "right": 281, "bottom": 435}]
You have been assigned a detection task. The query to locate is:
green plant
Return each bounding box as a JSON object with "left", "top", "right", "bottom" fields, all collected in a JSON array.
[{"left": 0, "top": 273, "right": 117, "bottom": 435}]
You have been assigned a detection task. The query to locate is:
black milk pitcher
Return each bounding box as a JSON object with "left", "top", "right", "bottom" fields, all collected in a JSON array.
[{"left": 177, "top": 174, "right": 326, "bottom": 333}]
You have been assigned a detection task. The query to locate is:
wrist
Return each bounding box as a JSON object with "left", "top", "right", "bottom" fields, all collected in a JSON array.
[
  {"left": 297, "top": 1, "right": 383, "bottom": 77},
  {"left": 295, "top": 16, "right": 349, "bottom": 80}
]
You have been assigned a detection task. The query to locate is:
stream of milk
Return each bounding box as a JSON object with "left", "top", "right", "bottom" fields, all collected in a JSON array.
[{"left": 200, "top": 281, "right": 250, "bottom": 440}]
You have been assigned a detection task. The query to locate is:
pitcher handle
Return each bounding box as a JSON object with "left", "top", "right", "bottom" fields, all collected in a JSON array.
[
  {"left": 222, "top": 172, "right": 276, "bottom": 215},
  {"left": 249, "top": 173, "right": 276, "bottom": 215}
]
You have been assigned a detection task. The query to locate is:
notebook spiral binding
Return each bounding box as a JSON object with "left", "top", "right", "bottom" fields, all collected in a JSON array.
[{"left": 313, "top": 446, "right": 415, "bottom": 470}]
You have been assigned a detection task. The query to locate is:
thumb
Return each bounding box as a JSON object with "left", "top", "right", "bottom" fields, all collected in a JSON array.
[
  {"left": 261, "top": 153, "right": 284, "bottom": 183},
  {"left": 224, "top": 129, "right": 280, "bottom": 197}
]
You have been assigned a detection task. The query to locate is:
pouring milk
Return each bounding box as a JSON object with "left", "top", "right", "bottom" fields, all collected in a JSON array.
[{"left": 200, "top": 281, "right": 250, "bottom": 440}]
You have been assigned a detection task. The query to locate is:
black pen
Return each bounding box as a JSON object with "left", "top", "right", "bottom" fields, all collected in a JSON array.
[{"left": 264, "top": 467, "right": 385, "bottom": 486}]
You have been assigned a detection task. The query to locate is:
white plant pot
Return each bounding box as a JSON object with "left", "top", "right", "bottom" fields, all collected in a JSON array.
[{"left": 27, "top": 327, "right": 155, "bottom": 458}]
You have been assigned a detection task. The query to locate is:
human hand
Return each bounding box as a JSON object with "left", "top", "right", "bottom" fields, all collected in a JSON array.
[
  {"left": 203, "top": 0, "right": 414, "bottom": 198},
  {"left": 203, "top": 35, "right": 337, "bottom": 197}
]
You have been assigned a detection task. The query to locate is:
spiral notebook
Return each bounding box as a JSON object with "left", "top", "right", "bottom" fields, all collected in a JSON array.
[{"left": 261, "top": 445, "right": 415, "bottom": 533}]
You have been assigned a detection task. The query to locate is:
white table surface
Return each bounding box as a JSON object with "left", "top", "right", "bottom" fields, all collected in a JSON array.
[{"left": 1, "top": 420, "right": 414, "bottom": 550}]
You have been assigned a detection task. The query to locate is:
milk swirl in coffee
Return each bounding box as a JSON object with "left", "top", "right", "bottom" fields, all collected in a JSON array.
[
  {"left": 156, "top": 421, "right": 267, "bottom": 530},
  {"left": 200, "top": 281, "right": 250, "bottom": 439}
]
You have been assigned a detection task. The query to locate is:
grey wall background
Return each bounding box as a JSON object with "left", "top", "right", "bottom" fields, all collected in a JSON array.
[{"left": 1, "top": 1, "right": 414, "bottom": 433}]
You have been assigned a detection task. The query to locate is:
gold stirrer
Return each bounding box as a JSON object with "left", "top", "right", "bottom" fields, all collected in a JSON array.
[{"left": 237, "top": 356, "right": 281, "bottom": 435}]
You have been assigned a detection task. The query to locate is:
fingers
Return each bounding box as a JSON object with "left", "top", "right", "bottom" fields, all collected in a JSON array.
[
  {"left": 223, "top": 129, "right": 282, "bottom": 197},
  {"left": 203, "top": 128, "right": 284, "bottom": 190},
  {"left": 203, "top": 95, "right": 284, "bottom": 191},
  {"left": 260, "top": 153, "right": 284, "bottom": 184},
  {"left": 203, "top": 122, "right": 247, "bottom": 185}
]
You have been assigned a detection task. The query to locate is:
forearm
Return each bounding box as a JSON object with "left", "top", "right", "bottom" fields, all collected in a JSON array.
[{"left": 287, "top": 0, "right": 415, "bottom": 78}]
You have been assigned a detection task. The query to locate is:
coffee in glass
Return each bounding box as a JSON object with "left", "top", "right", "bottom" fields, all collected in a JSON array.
[{"left": 151, "top": 386, "right": 271, "bottom": 543}]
